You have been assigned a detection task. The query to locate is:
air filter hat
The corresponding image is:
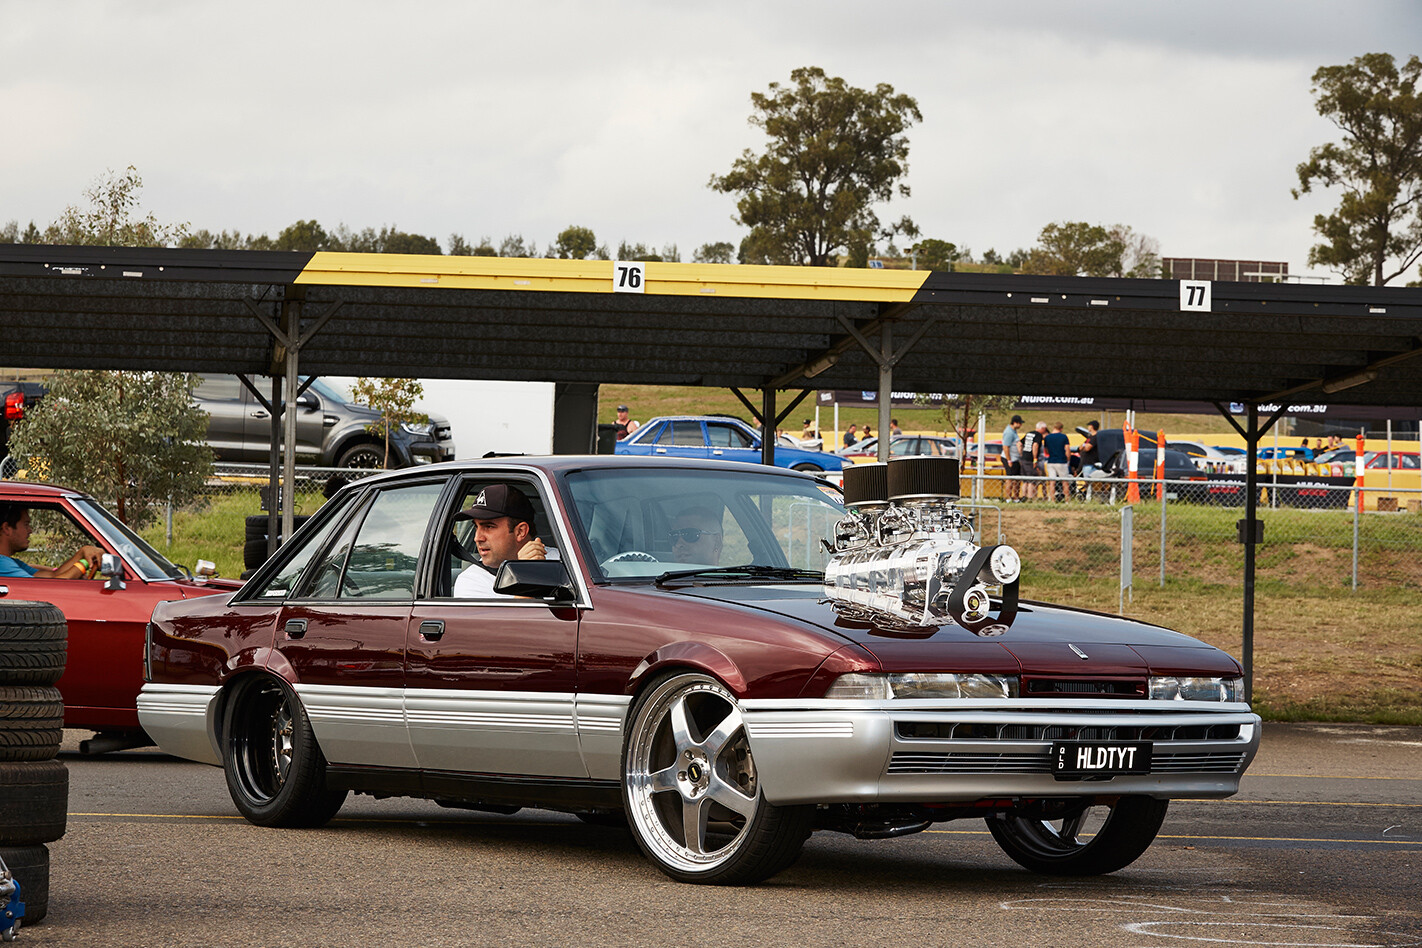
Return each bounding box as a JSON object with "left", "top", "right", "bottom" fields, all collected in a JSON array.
[{"left": 455, "top": 484, "right": 536, "bottom": 526}]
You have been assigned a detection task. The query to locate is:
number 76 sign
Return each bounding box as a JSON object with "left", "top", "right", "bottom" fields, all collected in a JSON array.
[{"left": 613, "top": 261, "right": 645, "bottom": 294}]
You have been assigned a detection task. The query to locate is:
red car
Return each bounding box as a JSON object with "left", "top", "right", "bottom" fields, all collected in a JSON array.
[
  {"left": 140, "top": 456, "right": 1258, "bottom": 884},
  {"left": 0, "top": 481, "right": 240, "bottom": 752}
]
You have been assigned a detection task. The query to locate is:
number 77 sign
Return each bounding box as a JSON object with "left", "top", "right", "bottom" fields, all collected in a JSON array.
[{"left": 1179, "top": 280, "right": 1211, "bottom": 312}]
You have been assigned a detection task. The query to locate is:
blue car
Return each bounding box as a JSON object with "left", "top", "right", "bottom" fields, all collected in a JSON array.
[{"left": 615, "top": 415, "right": 843, "bottom": 473}]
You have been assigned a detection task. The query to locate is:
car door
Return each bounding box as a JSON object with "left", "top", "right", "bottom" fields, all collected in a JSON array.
[
  {"left": 193, "top": 374, "right": 252, "bottom": 461},
  {"left": 706, "top": 420, "right": 758, "bottom": 463},
  {"left": 404, "top": 474, "right": 584, "bottom": 779},
  {"left": 276, "top": 478, "right": 448, "bottom": 769}
]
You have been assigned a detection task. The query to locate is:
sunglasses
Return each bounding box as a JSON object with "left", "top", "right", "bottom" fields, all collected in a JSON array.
[{"left": 669, "top": 527, "right": 720, "bottom": 543}]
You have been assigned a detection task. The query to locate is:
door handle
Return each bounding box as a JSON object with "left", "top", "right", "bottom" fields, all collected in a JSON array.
[
  {"left": 251, "top": 410, "right": 269, "bottom": 418},
  {"left": 655, "top": 448, "right": 666, "bottom": 453},
  {"left": 419, "top": 620, "right": 445, "bottom": 641},
  {"left": 712, "top": 449, "right": 724, "bottom": 455},
  {"left": 0, "top": 585, "right": 7, "bottom": 597},
  {"left": 284, "top": 618, "right": 307, "bottom": 638}
]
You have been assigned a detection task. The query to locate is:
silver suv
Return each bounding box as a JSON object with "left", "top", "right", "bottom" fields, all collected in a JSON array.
[{"left": 193, "top": 374, "right": 455, "bottom": 468}]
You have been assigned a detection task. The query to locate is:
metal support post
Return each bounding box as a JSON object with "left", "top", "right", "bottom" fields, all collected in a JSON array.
[{"left": 1119, "top": 505, "right": 1133, "bottom": 614}]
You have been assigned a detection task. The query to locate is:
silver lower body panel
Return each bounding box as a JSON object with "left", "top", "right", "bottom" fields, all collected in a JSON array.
[{"left": 137, "top": 683, "right": 222, "bottom": 765}]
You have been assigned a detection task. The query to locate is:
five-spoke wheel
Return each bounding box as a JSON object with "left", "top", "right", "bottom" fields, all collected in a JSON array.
[
  {"left": 986, "top": 796, "right": 1168, "bottom": 875},
  {"left": 622, "top": 672, "right": 811, "bottom": 884},
  {"left": 222, "top": 676, "right": 347, "bottom": 828}
]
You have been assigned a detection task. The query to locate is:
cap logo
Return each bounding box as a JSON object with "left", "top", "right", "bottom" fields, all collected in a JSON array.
[{"left": 474, "top": 489, "right": 489, "bottom": 507}]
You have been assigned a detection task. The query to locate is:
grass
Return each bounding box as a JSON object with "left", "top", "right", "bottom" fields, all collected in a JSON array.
[{"left": 141, "top": 486, "right": 1422, "bottom": 726}]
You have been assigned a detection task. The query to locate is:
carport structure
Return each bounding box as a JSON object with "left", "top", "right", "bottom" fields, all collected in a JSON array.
[{"left": 4, "top": 243, "right": 1422, "bottom": 696}]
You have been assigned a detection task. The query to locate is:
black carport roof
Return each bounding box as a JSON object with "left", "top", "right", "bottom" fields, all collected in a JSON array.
[{"left": 3, "top": 243, "right": 1422, "bottom": 408}]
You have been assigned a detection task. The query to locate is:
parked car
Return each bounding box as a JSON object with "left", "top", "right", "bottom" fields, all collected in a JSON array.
[
  {"left": 1258, "top": 446, "right": 1315, "bottom": 462},
  {"left": 0, "top": 381, "right": 47, "bottom": 477},
  {"left": 193, "top": 374, "right": 456, "bottom": 469},
  {"left": 140, "top": 455, "right": 1258, "bottom": 885},
  {"left": 0, "top": 481, "right": 241, "bottom": 752},
  {"left": 615, "top": 415, "right": 842, "bottom": 473},
  {"left": 1169, "top": 441, "right": 1246, "bottom": 474},
  {"left": 841, "top": 435, "right": 960, "bottom": 462},
  {"left": 1099, "top": 448, "right": 1210, "bottom": 500}
]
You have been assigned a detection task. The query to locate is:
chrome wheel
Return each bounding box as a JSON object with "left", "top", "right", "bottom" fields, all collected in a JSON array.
[
  {"left": 622, "top": 673, "right": 811, "bottom": 884},
  {"left": 987, "top": 796, "right": 1168, "bottom": 875}
]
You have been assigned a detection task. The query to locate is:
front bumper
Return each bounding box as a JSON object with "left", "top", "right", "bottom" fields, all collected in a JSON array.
[{"left": 742, "top": 697, "right": 1260, "bottom": 805}]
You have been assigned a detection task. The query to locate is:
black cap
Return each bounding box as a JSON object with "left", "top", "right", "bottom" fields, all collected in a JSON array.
[
  {"left": 455, "top": 484, "right": 535, "bottom": 526},
  {"left": 1010, "top": 414, "right": 1024, "bottom": 424},
  {"left": 616, "top": 405, "right": 629, "bottom": 412}
]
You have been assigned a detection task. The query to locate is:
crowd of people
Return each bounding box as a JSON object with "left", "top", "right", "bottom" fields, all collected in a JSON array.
[{"left": 1000, "top": 416, "right": 1098, "bottom": 502}]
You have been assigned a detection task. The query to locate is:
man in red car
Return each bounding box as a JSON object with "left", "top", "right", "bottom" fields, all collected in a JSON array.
[
  {"left": 451, "top": 485, "right": 546, "bottom": 597},
  {"left": 0, "top": 502, "right": 105, "bottom": 579}
]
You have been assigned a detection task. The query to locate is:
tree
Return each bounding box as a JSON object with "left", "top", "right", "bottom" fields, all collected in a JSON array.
[
  {"left": 552, "top": 225, "right": 600, "bottom": 259},
  {"left": 348, "top": 377, "right": 427, "bottom": 468},
  {"left": 1110, "top": 225, "right": 1163, "bottom": 278},
  {"left": 910, "top": 238, "right": 961, "bottom": 271},
  {"left": 9, "top": 371, "right": 212, "bottom": 526},
  {"left": 709, "top": 66, "right": 922, "bottom": 267},
  {"left": 1021, "top": 222, "right": 1126, "bottom": 277},
  {"left": 381, "top": 230, "right": 441, "bottom": 255},
  {"left": 44, "top": 165, "right": 187, "bottom": 247},
  {"left": 499, "top": 234, "right": 537, "bottom": 258},
  {"left": 927, "top": 393, "right": 1020, "bottom": 454},
  {"left": 1293, "top": 53, "right": 1422, "bottom": 285},
  {"left": 693, "top": 241, "right": 736, "bottom": 264},
  {"left": 276, "top": 219, "right": 333, "bottom": 252}
]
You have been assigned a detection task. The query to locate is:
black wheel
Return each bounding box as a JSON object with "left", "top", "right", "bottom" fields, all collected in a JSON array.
[
  {"left": 622, "top": 672, "right": 813, "bottom": 885},
  {"left": 986, "top": 796, "right": 1169, "bottom": 875},
  {"left": 0, "top": 761, "right": 67, "bottom": 846},
  {"left": 0, "top": 844, "right": 48, "bottom": 924},
  {"left": 791, "top": 463, "right": 823, "bottom": 472},
  {"left": 221, "top": 676, "right": 346, "bottom": 828},
  {"left": 0, "top": 687, "right": 63, "bottom": 762},
  {"left": 336, "top": 443, "right": 386, "bottom": 469},
  {"left": 242, "top": 539, "right": 273, "bottom": 570},
  {"left": 0, "top": 602, "right": 67, "bottom": 687}
]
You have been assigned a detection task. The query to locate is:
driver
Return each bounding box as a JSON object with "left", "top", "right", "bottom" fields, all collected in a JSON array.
[
  {"left": 0, "top": 503, "right": 105, "bottom": 579},
  {"left": 669, "top": 507, "right": 722, "bottom": 565},
  {"left": 452, "top": 485, "right": 546, "bottom": 597}
]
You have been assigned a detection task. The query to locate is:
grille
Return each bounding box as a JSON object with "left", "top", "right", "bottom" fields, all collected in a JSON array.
[
  {"left": 897, "top": 722, "right": 1241, "bottom": 742},
  {"left": 1023, "top": 678, "right": 1145, "bottom": 698},
  {"left": 886, "top": 750, "right": 1246, "bottom": 776},
  {"left": 435, "top": 425, "right": 453, "bottom": 441}
]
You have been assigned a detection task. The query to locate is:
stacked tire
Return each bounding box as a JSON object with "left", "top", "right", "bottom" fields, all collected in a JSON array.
[
  {"left": 0, "top": 600, "right": 68, "bottom": 924},
  {"left": 243, "top": 514, "right": 310, "bottom": 574}
]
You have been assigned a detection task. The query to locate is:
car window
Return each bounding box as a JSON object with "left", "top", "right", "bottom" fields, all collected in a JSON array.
[
  {"left": 70, "top": 498, "right": 183, "bottom": 580},
  {"left": 253, "top": 494, "right": 358, "bottom": 599},
  {"left": 439, "top": 478, "right": 559, "bottom": 598},
  {"left": 193, "top": 374, "right": 242, "bottom": 402},
  {"left": 667, "top": 421, "right": 705, "bottom": 446},
  {"left": 566, "top": 466, "right": 845, "bottom": 580},
  {"left": 1399, "top": 454, "right": 1420, "bottom": 470},
  {"left": 334, "top": 483, "right": 444, "bottom": 599},
  {"left": 707, "top": 423, "right": 752, "bottom": 448},
  {"left": 7, "top": 503, "right": 98, "bottom": 571}
]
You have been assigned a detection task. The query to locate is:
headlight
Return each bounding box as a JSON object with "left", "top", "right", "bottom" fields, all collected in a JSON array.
[
  {"left": 400, "top": 421, "right": 433, "bottom": 436},
  {"left": 824, "top": 672, "right": 1018, "bottom": 699},
  {"left": 1149, "top": 676, "right": 1244, "bottom": 702}
]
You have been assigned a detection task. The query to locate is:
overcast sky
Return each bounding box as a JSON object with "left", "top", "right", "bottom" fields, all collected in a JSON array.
[{"left": 3, "top": 1, "right": 1418, "bottom": 280}]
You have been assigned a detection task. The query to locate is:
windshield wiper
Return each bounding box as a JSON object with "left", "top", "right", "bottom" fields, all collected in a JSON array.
[{"left": 655, "top": 564, "right": 824, "bottom": 586}]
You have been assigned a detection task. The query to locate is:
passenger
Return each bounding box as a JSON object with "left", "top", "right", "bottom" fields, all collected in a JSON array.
[
  {"left": 0, "top": 503, "right": 105, "bottom": 579},
  {"left": 452, "top": 485, "right": 546, "bottom": 597},
  {"left": 669, "top": 507, "right": 722, "bottom": 565}
]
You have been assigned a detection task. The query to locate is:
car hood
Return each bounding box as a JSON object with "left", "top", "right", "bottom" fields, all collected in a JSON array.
[{"left": 662, "top": 583, "right": 1240, "bottom": 677}]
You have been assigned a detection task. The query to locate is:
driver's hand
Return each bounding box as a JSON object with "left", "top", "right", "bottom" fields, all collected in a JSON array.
[
  {"left": 518, "top": 538, "right": 547, "bottom": 561},
  {"left": 78, "top": 545, "right": 105, "bottom": 578}
]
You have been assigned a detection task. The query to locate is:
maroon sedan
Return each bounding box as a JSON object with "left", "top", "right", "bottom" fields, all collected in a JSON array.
[
  {"left": 1, "top": 481, "right": 240, "bottom": 751},
  {"left": 140, "top": 456, "right": 1258, "bottom": 884}
]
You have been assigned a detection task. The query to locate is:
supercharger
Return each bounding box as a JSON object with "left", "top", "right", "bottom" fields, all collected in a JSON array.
[{"left": 823, "top": 458, "right": 1021, "bottom": 634}]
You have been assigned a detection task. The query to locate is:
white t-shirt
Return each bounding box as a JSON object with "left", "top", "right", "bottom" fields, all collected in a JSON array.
[{"left": 454, "top": 562, "right": 502, "bottom": 598}]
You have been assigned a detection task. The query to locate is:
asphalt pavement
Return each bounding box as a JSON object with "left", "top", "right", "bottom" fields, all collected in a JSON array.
[{"left": 16, "top": 723, "right": 1422, "bottom": 947}]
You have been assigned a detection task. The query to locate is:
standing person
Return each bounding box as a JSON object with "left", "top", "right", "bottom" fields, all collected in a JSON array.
[
  {"left": 843, "top": 424, "right": 859, "bottom": 448},
  {"left": 1000, "top": 415, "right": 1023, "bottom": 502},
  {"left": 1078, "top": 420, "right": 1102, "bottom": 478},
  {"left": 890, "top": 418, "right": 902, "bottom": 436},
  {"left": 1021, "top": 421, "right": 1046, "bottom": 500},
  {"left": 452, "top": 485, "right": 547, "bottom": 598},
  {"left": 863, "top": 424, "right": 873, "bottom": 444},
  {"left": 613, "top": 405, "right": 640, "bottom": 440},
  {"left": 1043, "top": 422, "right": 1072, "bottom": 501},
  {"left": 800, "top": 418, "right": 815, "bottom": 441}
]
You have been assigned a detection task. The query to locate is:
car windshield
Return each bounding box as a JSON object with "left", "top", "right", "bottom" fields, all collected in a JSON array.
[
  {"left": 304, "top": 376, "right": 350, "bottom": 405},
  {"left": 71, "top": 497, "right": 184, "bottom": 581},
  {"left": 565, "top": 467, "right": 845, "bottom": 581}
]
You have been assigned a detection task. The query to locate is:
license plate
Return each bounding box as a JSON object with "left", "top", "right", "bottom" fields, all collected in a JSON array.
[{"left": 1052, "top": 741, "right": 1152, "bottom": 779}]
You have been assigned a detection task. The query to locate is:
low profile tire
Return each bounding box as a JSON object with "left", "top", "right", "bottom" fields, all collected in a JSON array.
[
  {"left": 336, "top": 443, "right": 386, "bottom": 470},
  {"left": 790, "top": 463, "right": 822, "bottom": 472},
  {"left": 0, "top": 603, "right": 67, "bottom": 687},
  {"left": 622, "top": 672, "right": 813, "bottom": 885},
  {"left": 0, "top": 844, "right": 48, "bottom": 924},
  {"left": 221, "top": 676, "right": 347, "bottom": 828},
  {"left": 0, "top": 761, "right": 68, "bottom": 846},
  {"left": 986, "top": 796, "right": 1169, "bottom": 876},
  {"left": 0, "top": 687, "right": 63, "bottom": 762}
]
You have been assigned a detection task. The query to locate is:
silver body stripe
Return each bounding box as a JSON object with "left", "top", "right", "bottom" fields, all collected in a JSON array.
[{"left": 138, "top": 683, "right": 222, "bottom": 765}]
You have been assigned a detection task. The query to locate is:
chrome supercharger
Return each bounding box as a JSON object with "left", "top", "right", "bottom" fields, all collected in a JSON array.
[
  {"left": 823, "top": 457, "right": 1021, "bottom": 634},
  {"left": 0, "top": 852, "right": 23, "bottom": 942}
]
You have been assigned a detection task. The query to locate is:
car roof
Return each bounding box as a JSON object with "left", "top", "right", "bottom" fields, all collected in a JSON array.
[
  {"left": 0, "top": 480, "right": 87, "bottom": 500},
  {"left": 345, "top": 454, "right": 823, "bottom": 490}
]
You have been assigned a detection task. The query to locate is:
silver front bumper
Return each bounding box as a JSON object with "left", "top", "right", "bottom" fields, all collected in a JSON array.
[{"left": 741, "top": 697, "right": 1260, "bottom": 805}]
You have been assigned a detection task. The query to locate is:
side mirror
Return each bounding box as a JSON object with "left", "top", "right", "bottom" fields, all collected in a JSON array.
[
  {"left": 297, "top": 392, "right": 319, "bottom": 411},
  {"left": 100, "top": 552, "right": 126, "bottom": 591},
  {"left": 493, "top": 560, "right": 576, "bottom": 602}
]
